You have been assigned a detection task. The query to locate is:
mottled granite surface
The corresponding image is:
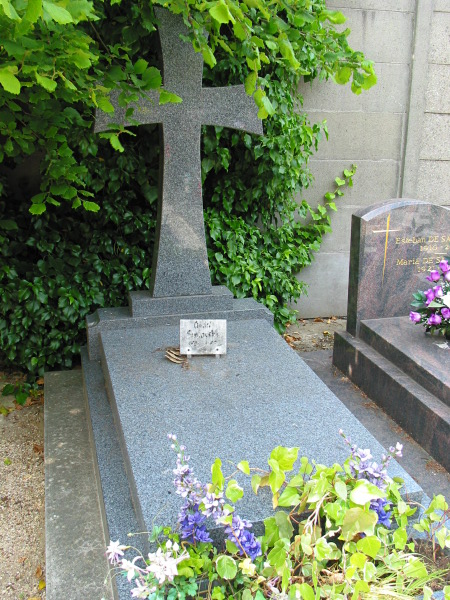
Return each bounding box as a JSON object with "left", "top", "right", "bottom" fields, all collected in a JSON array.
[{"left": 97, "top": 318, "right": 422, "bottom": 549}]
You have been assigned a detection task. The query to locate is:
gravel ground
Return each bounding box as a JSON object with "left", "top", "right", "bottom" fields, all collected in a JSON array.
[{"left": 0, "top": 396, "right": 45, "bottom": 600}]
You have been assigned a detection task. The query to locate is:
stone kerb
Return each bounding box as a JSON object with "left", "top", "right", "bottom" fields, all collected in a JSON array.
[{"left": 346, "top": 199, "right": 450, "bottom": 336}]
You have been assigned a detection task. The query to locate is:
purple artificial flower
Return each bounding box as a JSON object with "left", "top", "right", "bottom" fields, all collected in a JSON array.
[
  {"left": 445, "top": 271, "right": 450, "bottom": 283},
  {"left": 428, "top": 313, "right": 442, "bottom": 326},
  {"left": 426, "top": 270, "right": 440, "bottom": 282},
  {"left": 439, "top": 259, "right": 449, "bottom": 273},
  {"left": 433, "top": 285, "right": 444, "bottom": 298},
  {"left": 424, "top": 288, "right": 436, "bottom": 305},
  {"left": 410, "top": 311, "right": 422, "bottom": 323},
  {"left": 441, "top": 307, "right": 450, "bottom": 320}
]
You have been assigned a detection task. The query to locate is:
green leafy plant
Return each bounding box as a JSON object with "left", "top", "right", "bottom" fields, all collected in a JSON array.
[
  {"left": 1, "top": 382, "right": 30, "bottom": 405},
  {"left": 413, "top": 495, "right": 450, "bottom": 562},
  {"left": 106, "top": 434, "right": 449, "bottom": 599}
]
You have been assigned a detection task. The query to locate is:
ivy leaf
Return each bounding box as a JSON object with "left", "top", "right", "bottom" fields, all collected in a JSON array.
[
  {"left": 35, "top": 72, "right": 57, "bottom": 92},
  {"left": 225, "top": 479, "right": 243, "bottom": 503},
  {"left": 267, "top": 538, "right": 290, "bottom": 569},
  {"left": 0, "top": 0, "right": 19, "bottom": 20},
  {"left": 83, "top": 201, "right": 100, "bottom": 212},
  {"left": 29, "top": 203, "right": 46, "bottom": 215},
  {"left": 233, "top": 21, "right": 246, "bottom": 41},
  {"left": 277, "top": 486, "right": 301, "bottom": 507},
  {"left": 356, "top": 535, "right": 381, "bottom": 558},
  {"left": 392, "top": 527, "right": 407, "bottom": 550},
  {"left": 334, "top": 480, "right": 347, "bottom": 500},
  {"left": 299, "top": 584, "right": 315, "bottom": 600},
  {"left": 237, "top": 460, "right": 250, "bottom": 475},
  {"left": 349, "top": 480, "right": 386, "bottom": 505},
  {"left": 97, "top": 96, "right": 115, "bottom": 113},
  {"left": 270, "top": 446, "right": 299, "bottom": 471},
  {"left": 134, "top": 58, "right": 148, "bottom": 74},
  {"left": 340, "top": 507, "right": 377, "bottom": 540},
  {"left": 42, "top": 1, "right": 73, "bottom": 23},
  {"left": 274, "top": 511, "right": 294, "bottom": 540},
  {"left": 216, "top": 555, "right": 237, "bottom": 580},
  {"left": 268, "top": 458, "right": 285, "bottom": 494},
  {"left": 245, "top": 72, "right": 257, "bottom": 95},
  {"left": 209, "top": 1, "right": 234, "bottom": 25},
  {"left": 201, "top": 45, "right": 217, "bottom": 68},
  {"left": 0, "top": 69, "right": 21, "bottom": 94},
  {"left": 142, "top": 67, "right": 162, "bottom": 88},
  {"left": 211, "top": 458, "right": 225, "bottom": 490},
  {"left": 251, "top": 474, "right": 261, "bottom": 494},
  {"left": 278, "top": 36, "right": 300, "bottom": 69},
  {"left": 109, "top": 134, "right": 124, "bottom": 152},
  {"left": 159, "top": 90, "right": 182, "bottom": 105},
  {"left": 0, "top": 220, "right": 18, "bottom": 231},
  {"left": 25, "top": 0, "right": 42, "bottom": 22}
]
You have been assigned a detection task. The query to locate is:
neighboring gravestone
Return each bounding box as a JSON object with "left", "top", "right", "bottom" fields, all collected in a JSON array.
[
  {"left": 334, "top": 199, "right": 450, "bottom": 470},
  {"left": 73, "top": 19, "right": 423, "bottom": 600},
  {"left": 347, "top": 199, "right": 450, "bottom": 336}
]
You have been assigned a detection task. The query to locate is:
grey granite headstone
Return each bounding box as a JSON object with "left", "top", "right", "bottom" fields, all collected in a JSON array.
[
  {"left": 346, "top": 199, "right": 450, "bottom": 336},
  {"left": 95, "top": 8, "right": 262, "bottom": 298},
  {"left": 333, "top": 199, "right": 450, "bottom": 469}
]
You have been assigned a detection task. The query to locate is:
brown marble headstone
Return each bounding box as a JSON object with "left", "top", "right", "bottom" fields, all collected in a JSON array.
[{"left": 347, "top": 199, "right": 450, "bottom": 336}]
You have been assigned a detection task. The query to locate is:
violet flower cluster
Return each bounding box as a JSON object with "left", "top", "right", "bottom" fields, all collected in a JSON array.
[
  {"left": 168, "top": 434, "right": 211, "bottom": 544},
  {"left": 168, "top": 435, "right": 262, "bottom": 561},
  {"left": 410, "top": 259, "right": 450, "bottom": 333},
  {"left": 339, "top": 430, "right": 403, "bottom": 528}
]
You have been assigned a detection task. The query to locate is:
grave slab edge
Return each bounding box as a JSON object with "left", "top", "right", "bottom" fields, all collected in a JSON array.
[
  {"left": 359, "top": 318, "right": 449, "bottom": 405},
  {"left": 333, "top": 331, "right": 450, "bottom": 471}
]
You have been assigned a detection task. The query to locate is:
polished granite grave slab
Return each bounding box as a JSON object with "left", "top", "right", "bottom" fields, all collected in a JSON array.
[{"left": 84, "top": 317, "right": 423, "bottom": 582}]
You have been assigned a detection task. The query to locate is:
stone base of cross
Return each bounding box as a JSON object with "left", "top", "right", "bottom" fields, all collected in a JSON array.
[{"left": 95, "top": 8, "right": 263, "bottom": 298}]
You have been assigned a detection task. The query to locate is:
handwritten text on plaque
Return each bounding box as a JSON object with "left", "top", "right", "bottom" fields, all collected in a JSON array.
[{"left": 180, "top": 320, "right": 227, "bottom": 356}]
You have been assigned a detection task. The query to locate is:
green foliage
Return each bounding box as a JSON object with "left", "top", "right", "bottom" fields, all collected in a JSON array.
[
  {"left": 0, "top": 133, "right": 158, "bottom": 375},
  {"left": 108, "top": 438, "right": 448, "bottom": 599}
]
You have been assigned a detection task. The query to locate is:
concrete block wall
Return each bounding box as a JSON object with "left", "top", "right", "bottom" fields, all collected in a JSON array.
[{"left": 292, "top": 0, "right": 449, "bottom": 317}]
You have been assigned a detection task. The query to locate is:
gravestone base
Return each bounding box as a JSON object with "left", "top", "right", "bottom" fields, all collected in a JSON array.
[
  {"left": 333, "top": 316, "right": 450, "bottom": 471},
  {"left": 82, "top": 312, "right": 424, "bottom": 600}
]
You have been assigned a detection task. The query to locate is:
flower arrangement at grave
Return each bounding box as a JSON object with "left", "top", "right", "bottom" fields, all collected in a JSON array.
[
  {"left": 410, "top": 259, "right": 450, "bottom": 339},
  {"left": 107, "top": 434, "right": 449, "bottom": 599}
]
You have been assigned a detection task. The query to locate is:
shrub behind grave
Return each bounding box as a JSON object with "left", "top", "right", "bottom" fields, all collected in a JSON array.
[{"left": 0, "top": 133, "right": 158, "bottom": 375}]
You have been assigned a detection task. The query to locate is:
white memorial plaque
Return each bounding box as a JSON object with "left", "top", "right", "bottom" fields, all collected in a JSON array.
[{"left": 180, "top": 319, "right": 227, "bottom": 356}]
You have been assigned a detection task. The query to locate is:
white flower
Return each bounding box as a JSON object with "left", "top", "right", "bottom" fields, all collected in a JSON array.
[
  {"left": 146, "top": 547, "right": 187, "bottom": 585},
  {"left": 106, "top": 540, "right": 128, "bottom": 565},
  {"left": 443, "top": 293, "right": 450, "bottom": 308},
  {"left": 131, "top": 579, "right": 153, "bottom": 598},
  {"left": 122, "top": 557, "right": 143, "bottom": 582}
]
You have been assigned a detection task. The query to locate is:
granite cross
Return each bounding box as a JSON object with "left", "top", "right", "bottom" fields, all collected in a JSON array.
[{"left": 95, "top": 8, "right": 263, "bottom": 298}]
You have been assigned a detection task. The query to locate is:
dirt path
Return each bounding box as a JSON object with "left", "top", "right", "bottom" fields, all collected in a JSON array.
[{"left": 0, "top": 399, "right": 45, "bottom": 600}]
